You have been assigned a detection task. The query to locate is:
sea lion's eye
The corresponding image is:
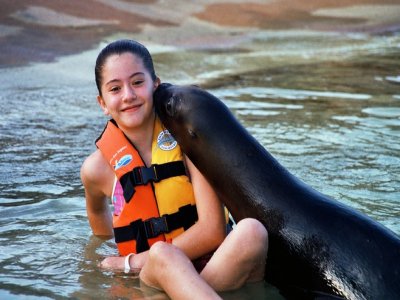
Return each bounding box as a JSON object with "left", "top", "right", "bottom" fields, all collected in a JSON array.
[
  {"left": 188, "top": 128, "right": 197, "bottom": 138},
  {"left": 166, "top": 97, "right": 175, "bottom": 117}
]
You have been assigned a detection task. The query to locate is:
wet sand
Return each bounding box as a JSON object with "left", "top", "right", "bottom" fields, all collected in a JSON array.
[{"left": 1, "top": 0, "right": 399, "bottom": 67}]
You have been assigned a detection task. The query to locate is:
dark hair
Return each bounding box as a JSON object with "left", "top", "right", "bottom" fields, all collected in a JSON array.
[{"left": 94, "top": 39, "right": 157, "bottom": 95}]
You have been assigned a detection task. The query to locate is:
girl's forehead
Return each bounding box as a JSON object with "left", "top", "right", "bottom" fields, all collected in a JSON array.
[
  {"left": 102, "top": 53, "right": 146, "bottom": 76},
  {"left": 105, "top": 52, "right": 143, "bottom": 68}
]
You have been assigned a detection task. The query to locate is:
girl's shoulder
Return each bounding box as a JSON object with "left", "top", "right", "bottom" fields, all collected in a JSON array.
[{"left": 81, "top": 150, "right": 114, "bottom": 194}]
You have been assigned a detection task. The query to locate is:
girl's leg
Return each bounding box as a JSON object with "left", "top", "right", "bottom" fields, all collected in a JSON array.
[
  {"left": 139, "top": 241, "right": 221, "bottom": 300},
  {"left": 200, "top": 218, "right": 268, "bottom": 291}
]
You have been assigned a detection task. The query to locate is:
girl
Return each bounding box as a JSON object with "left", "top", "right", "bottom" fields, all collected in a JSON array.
[{"left": 81, "top": 39, "right": 268, "bottom": 300}]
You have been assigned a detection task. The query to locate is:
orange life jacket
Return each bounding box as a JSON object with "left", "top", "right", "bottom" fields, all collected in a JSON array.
[{"left": 96, "top": 118, "right": 197, "bottom": 255}]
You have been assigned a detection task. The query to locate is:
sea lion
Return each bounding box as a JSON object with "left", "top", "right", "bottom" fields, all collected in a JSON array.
[{"left": 153, "top": 83, "right": 400, "bottom": 300}]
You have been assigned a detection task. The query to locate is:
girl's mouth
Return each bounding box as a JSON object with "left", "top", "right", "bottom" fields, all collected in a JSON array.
[{"left": 121, "top": 104, "right": 141, "bottom": 112}]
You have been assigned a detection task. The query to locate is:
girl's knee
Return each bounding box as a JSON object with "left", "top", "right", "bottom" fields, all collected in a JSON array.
[
  {"left": 140, "top": 241, "right": 182, "bottom": 288},
  {"left": 235, "top": 219, "right": 268, "bottom": 282},
  {"left": 148, "top": 241, "right": 191, "bottom": 269},
  {"left": 236, "top": 218, "right": 268, "bottom": 244},
  {"left": 147, "top": 241, "right": 176, "bottom": 267},
  {"left": 234, "top": 218, "right": 268, "bottom": 261}
]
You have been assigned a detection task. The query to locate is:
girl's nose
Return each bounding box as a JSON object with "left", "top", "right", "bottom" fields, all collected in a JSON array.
[{"left": 123, "top": 85, "right": 136, "bottom": 101}]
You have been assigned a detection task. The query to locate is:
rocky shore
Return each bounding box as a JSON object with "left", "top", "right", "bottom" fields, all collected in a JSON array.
[{"left": 1, "top": 0, "right": 399, "bottom": 67}]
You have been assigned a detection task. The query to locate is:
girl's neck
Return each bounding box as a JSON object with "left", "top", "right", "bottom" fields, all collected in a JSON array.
[{"left": 123, "top": 112, "right": 155, "bottom": 167}]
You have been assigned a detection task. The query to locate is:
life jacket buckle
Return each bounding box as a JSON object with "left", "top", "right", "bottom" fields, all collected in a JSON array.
[
  {"left": 133, "top": 165, "right": 159, "bottom": 185},
  {"left": 144, "top": 216, "right": 169, "bottom": 238}
]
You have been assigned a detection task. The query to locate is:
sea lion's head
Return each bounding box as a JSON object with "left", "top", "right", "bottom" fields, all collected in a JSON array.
[{"left": 154, "top": 83, "right": 231, "bottom": 144}]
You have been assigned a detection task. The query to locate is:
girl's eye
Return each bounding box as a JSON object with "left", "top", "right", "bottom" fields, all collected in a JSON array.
[
  {"left": 110, "top": 86, "right": 120, "bottom": 93},
  {"left": 133, "top": 80, "right": 144, "bottom": 86}
]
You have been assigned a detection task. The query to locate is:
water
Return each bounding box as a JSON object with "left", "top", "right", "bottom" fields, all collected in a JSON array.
[{"left": 0, "top": 30, "right": 399, "bottom": 299}]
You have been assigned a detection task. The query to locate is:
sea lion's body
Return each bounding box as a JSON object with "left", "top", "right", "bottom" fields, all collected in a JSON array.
[{"left": 154, "top": 83, "right": 400, "bottom": 299}]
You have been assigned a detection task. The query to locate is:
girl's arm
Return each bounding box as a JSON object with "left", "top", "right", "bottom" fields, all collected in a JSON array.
[
  {"left": 81, "top": 150, "right": 114, "bottom": 237},
  {"left": 170, "top": 155, "right": 226, "bottom": 260}
]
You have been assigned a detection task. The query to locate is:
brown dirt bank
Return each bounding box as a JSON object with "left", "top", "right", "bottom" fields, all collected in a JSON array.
[
  {"left": 195, "top": 0, "right": 400, "bottom": 32},
  {"left": 0, "top": 0, "right": 171, "bottom": 67},
  {"left": 0, "top": 0, "right": 399, "bottom": 68}
]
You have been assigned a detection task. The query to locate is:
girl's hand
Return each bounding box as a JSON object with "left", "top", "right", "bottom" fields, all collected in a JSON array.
[
  {"left": 99, "top": 251, "right": 148, "bottom": 271},
  {"left": 99, "top": 256, "right": 126, "bottom": 270}
]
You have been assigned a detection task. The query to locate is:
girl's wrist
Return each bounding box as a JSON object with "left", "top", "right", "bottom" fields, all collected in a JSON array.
[{"left": 124, "top": 253, "right": 135, "bottom": 273}]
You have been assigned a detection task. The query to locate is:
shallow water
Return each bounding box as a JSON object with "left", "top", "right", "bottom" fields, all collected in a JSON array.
[{"left": 0, "top": 30, "right": 399, "bottom": 299}]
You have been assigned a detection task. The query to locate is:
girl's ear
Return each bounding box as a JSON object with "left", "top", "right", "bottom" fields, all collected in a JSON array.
[
  {"left": 153, "top": 77, "right": 161, "bottom": 91},
  {"left": 97, "top": 95, "right": 110, "bottom": 116}
]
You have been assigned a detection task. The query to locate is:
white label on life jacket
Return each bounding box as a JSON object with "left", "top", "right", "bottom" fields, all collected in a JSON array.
[{"left": 157, "top": 130, "right": 177, "bottom": 151}]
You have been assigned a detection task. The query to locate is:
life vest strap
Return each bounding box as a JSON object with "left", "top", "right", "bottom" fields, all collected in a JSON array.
[
  {"left": 114, "top": 204, "right": 198, "bottom": 252},
  {"left": 120, "top": 161, "right": 187, "bottom": 202}
]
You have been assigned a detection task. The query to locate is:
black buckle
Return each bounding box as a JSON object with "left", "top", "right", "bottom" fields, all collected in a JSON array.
[
  {"left": 133, "top": 165, "right": 159, "bottom": 185},
  {"left": 144, "top": 216, "right": 169, "bottom": 238}
]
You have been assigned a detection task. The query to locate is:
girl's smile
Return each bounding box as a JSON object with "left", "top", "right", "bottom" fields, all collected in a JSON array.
[{"left": 121, "top": 103, "right": 142, "bottom": 113}]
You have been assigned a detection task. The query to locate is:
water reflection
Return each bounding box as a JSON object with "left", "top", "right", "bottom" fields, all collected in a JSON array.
[
  {"left": 0, "top": 30, "right": 399, "bottom": 299},
  {"left": 206, "top": 49, "right": 400, "bottom": 229}
]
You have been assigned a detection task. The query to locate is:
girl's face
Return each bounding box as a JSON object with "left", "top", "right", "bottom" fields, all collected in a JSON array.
[{"left": 97, "top": 52, "right": 159, "bottom": 132}]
